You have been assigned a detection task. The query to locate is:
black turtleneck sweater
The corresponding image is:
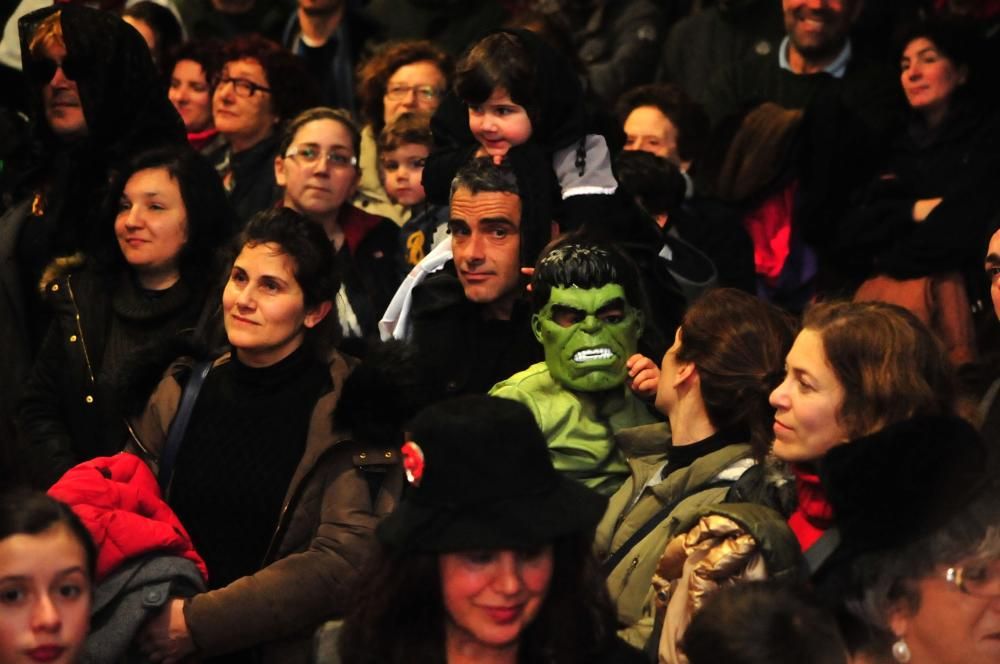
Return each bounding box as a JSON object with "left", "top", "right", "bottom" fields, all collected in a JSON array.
[
  {"left": 659, "top": 427, "right": 747, "bottom": 482},
  {"left": 168, "top": 345, "right": 331, "bottom": 590}
]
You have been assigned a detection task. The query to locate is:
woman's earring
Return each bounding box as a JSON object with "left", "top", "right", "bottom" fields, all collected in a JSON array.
[{"left": 891, "top": 638, "right": 912, "bottom": 663}]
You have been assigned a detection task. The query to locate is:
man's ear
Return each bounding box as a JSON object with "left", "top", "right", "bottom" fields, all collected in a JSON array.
[
  {"left": 531, "top": 312, "right": 544, "bottom": 343},
  {"left": 304, "top": 300, "right": 333, "bottom": 329},
  {"left": 274, "top": 155, "right": 287, "bottom": 187}
]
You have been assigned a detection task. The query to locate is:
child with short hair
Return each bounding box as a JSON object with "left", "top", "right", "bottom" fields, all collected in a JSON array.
[{"left": 377, "top": 112, "right": 449, "bottom": 269}]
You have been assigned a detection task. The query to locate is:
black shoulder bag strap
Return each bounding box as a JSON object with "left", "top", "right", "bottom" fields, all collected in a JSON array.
[
  {"left": 158, "top": 360, "right": 213, "bottom": 495},
  {"left": 803, "top": 526, "right": 842, "bottom": 575},
  {"left": 601, "top": 479, "right": 734, "bottom": 577}
]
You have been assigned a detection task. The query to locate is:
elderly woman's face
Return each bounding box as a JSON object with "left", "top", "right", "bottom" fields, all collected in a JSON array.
[
  {"left": 440, "top": 547, "right": 553, "bottom": 655},
  {"left": 900, "top": 37, "right": 967, "bottom": 120},
  {"left": 213, "top": 58, "right": 278, "bottom": 153},
  {"left": 382, "top": 60, "right": 446, "bottom": 126},
  {"left": 769, "top": 329, "right": 848, "bottom": 462},
  {"left": 891, "top": 558, "right": 1000, "bottom": 664}
]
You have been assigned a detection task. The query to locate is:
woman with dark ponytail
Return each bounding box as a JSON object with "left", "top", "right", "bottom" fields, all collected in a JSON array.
[{"left": 593, "top": 287, "right": 797, "bottom": 649}]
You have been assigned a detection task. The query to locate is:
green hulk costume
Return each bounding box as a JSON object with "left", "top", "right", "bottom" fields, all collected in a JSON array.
[{"left": 490, "top": 247, "right": 660, "bottom": 495}]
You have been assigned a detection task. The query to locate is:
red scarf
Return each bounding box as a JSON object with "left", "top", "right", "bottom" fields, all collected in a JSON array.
[
  {"left": 787, "top": 464, "right": 835, "bottom": 552},
  {"left": 187, "top": 127, "right": 220, "bottom": 152}
]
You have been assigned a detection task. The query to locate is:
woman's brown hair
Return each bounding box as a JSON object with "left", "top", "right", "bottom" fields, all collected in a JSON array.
[
  {"left": 676, "top": 288, "right": 797, "bottom": 459},
  {"left": 803, "top": 300, "right": 955, "bottom": 439}
]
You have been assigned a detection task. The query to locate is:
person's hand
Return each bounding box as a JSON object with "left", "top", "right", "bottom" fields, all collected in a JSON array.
[
  {"left": 912, "top": 197, "right": 942, "bottom": 223},
  {"left": 139, "top": 598, "right": 196, "bottom": 664},
  {"left": 521, "top": 266, "right": 534, "bottom": 292},
  {"left": 474, "top": 145, "right": 507, "bottom": 165},
  {"left": 626, "top": 354, "right": 660, "bottom": 400}
]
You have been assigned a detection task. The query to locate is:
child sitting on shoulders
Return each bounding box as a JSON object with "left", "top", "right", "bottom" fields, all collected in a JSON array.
[{"left": 422, "top": 28, "right": 619, "bottom": 239}]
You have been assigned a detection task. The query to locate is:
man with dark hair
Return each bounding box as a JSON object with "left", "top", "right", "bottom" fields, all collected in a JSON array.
[
  {"left": 491, "top": 242, "right": 661, "bottom": 496},
  {"left": 408, "top": 157, "right": 547, "bottom": 402},
  {"left": 703, "top": 0, "right": 896, "bottom": 133}
]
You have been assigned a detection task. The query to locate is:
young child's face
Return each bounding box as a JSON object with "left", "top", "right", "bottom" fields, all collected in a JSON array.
[
  {"left": 381, "top": 143, "right": 429, "bottom": 207},
  {"left": 468, "top": 87, "right": 533, "bottom": 161}
]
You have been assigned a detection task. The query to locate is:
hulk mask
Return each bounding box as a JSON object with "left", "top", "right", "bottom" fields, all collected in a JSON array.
[{"left": 532, "top": 283, "right": 644, "bottom": 392}]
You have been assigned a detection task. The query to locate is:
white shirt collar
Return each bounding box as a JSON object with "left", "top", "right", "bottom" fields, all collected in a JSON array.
[{"left": 779, "top": 36, "right": 852, "bottom": 79}]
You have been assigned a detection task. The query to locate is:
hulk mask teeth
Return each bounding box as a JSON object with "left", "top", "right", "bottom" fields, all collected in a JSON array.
[{"left": 573, "top": 347, "right": 615, "bottom": 363}]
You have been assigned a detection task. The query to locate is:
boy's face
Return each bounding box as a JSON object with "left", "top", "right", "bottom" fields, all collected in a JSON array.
[
  {"left": 468, "top": 87, "right": 533, "bottom": 162},
  {"left": 380, "top": 142, "right": 429, "bottom": 207}
]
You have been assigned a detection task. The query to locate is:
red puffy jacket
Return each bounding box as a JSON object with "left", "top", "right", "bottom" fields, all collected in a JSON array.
[{"left": 48, "top": 453, "right": 208, "bottom": 583}]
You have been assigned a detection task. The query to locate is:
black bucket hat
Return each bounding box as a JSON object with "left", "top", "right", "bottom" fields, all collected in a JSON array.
[{"left": 377, "top": 395, "right": 608, "bottom": 553}]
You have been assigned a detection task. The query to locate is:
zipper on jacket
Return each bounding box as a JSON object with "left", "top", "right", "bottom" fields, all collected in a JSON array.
[
  {"left": 619, "top": 556, "right": 640, "bottom": 592},
  {"left": 65, "top": 277, "right": 96, "bottom": 385},
  {"left": 259, "top": 444, "right": 335, "bottom": 567}
]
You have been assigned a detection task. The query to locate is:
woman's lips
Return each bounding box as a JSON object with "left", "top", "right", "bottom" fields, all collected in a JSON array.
[
  {"left": 230, "top": 314, "right": 258, "bottom": 326},
  {"left": 26, "top": 645, "right": 66, "bottom": 663},
  {"left": 483, "top": 605, "right": 522, "bottom": 624}
]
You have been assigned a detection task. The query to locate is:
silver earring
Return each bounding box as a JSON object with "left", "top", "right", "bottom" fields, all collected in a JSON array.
[{"left": 891, "top": 638, "right": 911, "bottom": 663}]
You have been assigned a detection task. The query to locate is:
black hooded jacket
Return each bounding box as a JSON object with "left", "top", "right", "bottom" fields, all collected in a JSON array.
[
  {"left": 13, "top": 4, "right": 186, "bottom": 308},
  {"left": 0, "top": 5, "right": 186, "bottom": 485}
]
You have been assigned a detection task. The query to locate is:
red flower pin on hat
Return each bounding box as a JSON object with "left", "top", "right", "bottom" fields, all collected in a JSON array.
[{"left": 401, "top": 441, "right": 425, "bottom": 487}]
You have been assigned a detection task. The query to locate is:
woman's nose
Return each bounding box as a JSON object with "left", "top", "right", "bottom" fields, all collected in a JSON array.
[
  {"left": 492, "top": 553, "right": 524, "bottom": 595},
  {"left": 769, "top": 379, "right": 789, "bottom": 409},
  {"left": 235, "top": 286, "right": 255, "bottom": 309},
  {"left": 124, "top": 206, "right": 143, "bottom": 229}
]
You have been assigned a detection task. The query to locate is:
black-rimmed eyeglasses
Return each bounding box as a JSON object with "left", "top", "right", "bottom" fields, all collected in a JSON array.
[{"left": 214, "top": 76, "right": 272, "bottom": 98}]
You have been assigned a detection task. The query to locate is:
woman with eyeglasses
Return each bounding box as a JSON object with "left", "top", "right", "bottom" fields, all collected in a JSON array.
[
  {"left": 275, "top": 107, "right": 402, "bottom": 347},
  {"left": 817, "top": 414, "right": 999, "bottom": 664},
  {"left": 211, "top": 34, "right": 318, "bottom": 225},
  {"left": 353, "top": 40, "right": 453, "bottom": 225}
]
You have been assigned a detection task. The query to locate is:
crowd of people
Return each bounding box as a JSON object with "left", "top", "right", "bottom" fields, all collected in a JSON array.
[{"left": 0, "top": 1, "right": 998, "bottom": 663}]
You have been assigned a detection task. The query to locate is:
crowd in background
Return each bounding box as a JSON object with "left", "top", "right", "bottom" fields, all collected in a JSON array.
[{"left": 0, "top": 1, "right": 998, "bottom": 663}]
